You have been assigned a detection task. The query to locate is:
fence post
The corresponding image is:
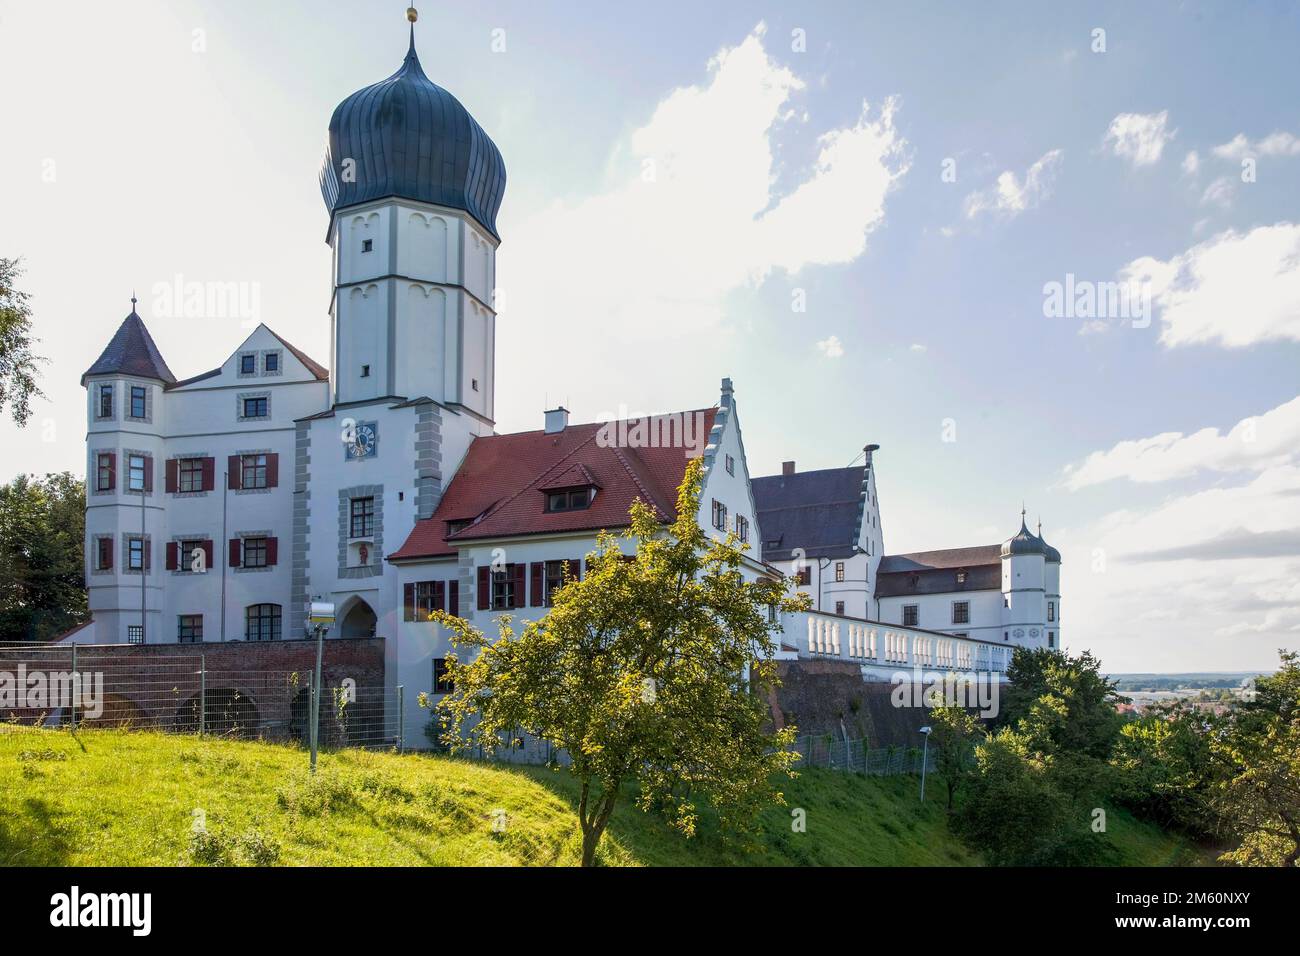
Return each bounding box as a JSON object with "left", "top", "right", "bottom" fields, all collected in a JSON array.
[
  {"left": 396, "top": 684, "right": 404, "bottom": 753},
  {"left": 69, "top": 643, "right": 78, "bottom": 731},
  {"left": 199, "top": 653, "right": 206, "bottom": 737}
]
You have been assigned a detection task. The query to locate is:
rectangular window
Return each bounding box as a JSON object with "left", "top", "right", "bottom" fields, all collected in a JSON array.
[
  {"left": 725, "top": 454, "right": 735, "bottom": 476},
  {"left": 835, "top": 601, "right": 845, "bottom": 616},
  {"left": 433, "top": 658, "right": 453, "bottom": 694},
  {"left": 127, "top": 625, "right": 143, "bottom": 645},
  {"left": 264, "top": 352, "right": 279, "bottom": 372},
  {"left": 245, "top": 604, "right": 281, "bottom": 641},
  {"left": 711, "top": 499, "right": 727, "bottom": 531},
  {"left": 361, "top": 238, "right": 373, "bottom": 253},
  {"left": 956, "top": 570, "right": 968, "bottom": 585},
  {"left": 903, "top": 604, "right": 919, "bottom": 627},
  {"left": 361, "top": 365, "right": 370, "bottom": 377},
  {"left": 129, "top": 386, "right": 146, "bottom": 419},
  {"left": 178, "top": 615, "right": 203, "bottom": 644},
  {"left": 96, "top": 537, "right": 113, "bottom": 570},
  {"left": 350, "top": 496, "right": 375, "bottom": 537},
  {"left": 239, "top": 354, "right": 256, "bottom": 374},
  {"left": 492, "top": 568, "right": 516, "bottom": 610},
  {"left": 1048, "top": 631, "right": 1056, "bottom": 649},
  {"left": 98, "top": 384, "right": 113, "bottom": 418},
  {"left": 541, "top": 560, "right": 579, "bottom": 606},
  {"left": 835, "top": 561, "right": 845, "bottom": 582},
  {"left": 241, "top": 454, "right": 268, "bottom": 490},
  {"left": 96, "top": 453, "right": 114, "bottom": 492},
  {"left": 414, "top": 581, "right": 443, "bottom": 619},
  {"left": 127, "top": 454, "right": 146, "bottom": 492},
  {"left": 545, "top": 488, "right": 592, "bottom": 513},
  {"left": 178, "top": 457, "right": 205, "bottom": 493},
  {"left": 127, "top": 537, "right": 144, "bottom": 571},
  {"left": 179, "top": 539, "right": 205, "bottom": 572},
  {"left": 736, "top": 514, "right": 750, "bottom": 544},
  {"left": 796, "top": 567, "right": 811, "bottom": 587},
  {"left": 242, "top": 396, "right": 268, "bottom": 419},
  {"left": 953, "top": 601, "right": 970, "bottom": 625},
  {"left": 1048, "top": 601, "right": 1056, "bottom": 622},
  {"left": 242, "top": 536, "right": 268, "bottom": 568}
]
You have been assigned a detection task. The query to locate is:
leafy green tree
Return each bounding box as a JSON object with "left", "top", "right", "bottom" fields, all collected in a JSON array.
[
  {"left": 1111, "top": 703, "right": 1222, "bottom": 839},
  {"left": 0, "top": 472, "right": 88, "bottom": 641},
  {"left": 1211, "top": 651, "right": 1300, "bottom": 866},
  {"left": 928, "top": 702, "right": 984, "bottom": 811},
  {"left": 0, "top": 258, "right": 46, "bottom": 426},
  {"left": 424, "top": 459, "right": 810, "bottom": 866},
  {"left": 1001, "top": 646, "right": 1128, "bottom": 759}
]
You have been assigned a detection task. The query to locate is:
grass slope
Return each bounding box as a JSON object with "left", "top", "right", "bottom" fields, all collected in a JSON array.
[{"left": 1, "top": 729, "right": 1203, "bottom": 867}]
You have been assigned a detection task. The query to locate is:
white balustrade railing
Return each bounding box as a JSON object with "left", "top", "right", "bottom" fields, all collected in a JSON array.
[{"left": 783, "top": 609, "right": 1011, "bottom": 675}]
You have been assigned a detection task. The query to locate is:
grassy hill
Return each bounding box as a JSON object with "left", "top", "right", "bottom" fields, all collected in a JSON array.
[{"left": 0, "top": 728, "right": 1207, "bottom": 866}]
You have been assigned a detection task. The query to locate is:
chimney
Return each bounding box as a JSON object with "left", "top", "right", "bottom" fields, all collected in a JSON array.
[
  {"left": 544, "top": 406, "right": 570, "bottom": 434},
  {"left": 864, "top": 444, "right": 880, "bottom": 469},
  {"left": 782, "top": 461, "right": 796, "bottom": 476}
]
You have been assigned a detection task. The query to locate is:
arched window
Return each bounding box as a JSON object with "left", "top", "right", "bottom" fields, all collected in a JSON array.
[{"left": 245, "top": 604, "right": 281, "bottom": 642}]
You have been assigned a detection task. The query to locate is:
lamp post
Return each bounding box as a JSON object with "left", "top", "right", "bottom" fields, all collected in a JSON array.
[
  {"left": 306, "top": 600, "right": 336, "bottom": 773},
  {"left": 919, "top": 726, "right": 932, "bottom": 802}
]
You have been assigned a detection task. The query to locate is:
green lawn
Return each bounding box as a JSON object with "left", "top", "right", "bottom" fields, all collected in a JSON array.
[{"left": 0, "top": 728, "right": 1206, "bottom": 866}]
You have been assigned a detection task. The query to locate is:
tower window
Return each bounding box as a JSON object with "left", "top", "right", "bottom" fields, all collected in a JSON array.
[
  {"left": 361, "top": 365, "right": 370, "bottom": 378},
  {"left": 1048, "top": 601, "right": 1056, "bottom": 622},
  {"left": 361, "top": 238, "right": 373, "bottom": 253},
  {"left": 96, "top": 453, "right": 114, "bottom": 492},
  {"left": 129, "top": 386, "right": 147, "bottom": 419},
  {"left": 835, "top": 561, "right": 845, "bottom": 582},
  {"left": 98, "top": 384, "right": 113, "bottom": 418},
  {"left": 127, "top": 454, "right": 146, "bottom": 492},
  {"left": 835, "top": 601, "right": 845, "bottom": 616},
  {"left": 95, "top": 537, "right": 113, "bottom": 570},
  {"left": 472, "top": 378, "right": 479, "bottom": 391},
  {"left": 350, "top": 496, "right": 375, "bottom": 537},
  {"left": 127, "top": 537, "right": 145, "bottom": 571}
]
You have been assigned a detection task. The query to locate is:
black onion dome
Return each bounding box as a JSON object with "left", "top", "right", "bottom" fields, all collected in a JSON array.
[
  {"left": 1001, "top": 519, "right": 1047, "bottom": 558},
  {"left": 319, "top": 30, "right": 506, "bottom": 239}
]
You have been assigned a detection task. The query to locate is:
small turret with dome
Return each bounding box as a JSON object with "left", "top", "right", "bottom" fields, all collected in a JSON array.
[{"left": 1001, "top": 513, "right": 1047, "bottom": 558}]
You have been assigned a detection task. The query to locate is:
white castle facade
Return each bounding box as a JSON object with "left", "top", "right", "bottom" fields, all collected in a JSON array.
[{"left": 70, "top": 20, "right": 1061, "bottom": 736}]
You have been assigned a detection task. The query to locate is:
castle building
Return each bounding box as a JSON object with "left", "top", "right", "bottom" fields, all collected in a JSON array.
[{"left": 71, "top": 15, "right": 1060, "bottom": 738}]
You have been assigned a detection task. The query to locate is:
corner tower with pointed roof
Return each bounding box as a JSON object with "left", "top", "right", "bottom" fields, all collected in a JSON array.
[{"left": 319, "top": 9, "right": 505, "bottom": 418}]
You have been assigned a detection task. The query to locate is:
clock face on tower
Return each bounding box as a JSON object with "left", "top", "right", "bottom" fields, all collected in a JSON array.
[{"left": 346, "top": 422, "right": 378, "bottom": 460}]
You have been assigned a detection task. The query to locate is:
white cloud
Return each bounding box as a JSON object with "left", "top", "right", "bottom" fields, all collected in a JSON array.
[
  {"left": 1212, "top": 130, "right": 1300, "bottom": 160},
  {"left": 1200, "top": 175, "right": 1235, "bottom": 208},
  {"left": 909, "top": 343, "right": 927, "bottom": 352},
  {"left": 962, "top": 149, "right": 1063, "bottom": 220},
  {"left": 1181, "top": 150, "right": 1200, "bottom": 175},
  {"left": 1118, "top": 223, "right": 1300, "bottom": 348},
  {"left": 816, "top": 335, "right": 845, "bottom": 358},
  {"left": 495, "top": 24, "right": 907, "bottom": 422},
  {"left": 1102, "top": 111, "right": 1174, "bottom": 167},
  {"left": 1063, "top": 395, "right": 1300, "bottom": 490}
]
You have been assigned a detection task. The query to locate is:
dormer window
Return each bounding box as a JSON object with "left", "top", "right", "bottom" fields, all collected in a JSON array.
[
  {"left": 956, "top": 569, "right": 968, "bottom": 585},
  {"left": 546, "top": 487, "right": 594, "bottom": 513},
  {"left": 446, "top": 519, "right": 470, "bottom": 537}
]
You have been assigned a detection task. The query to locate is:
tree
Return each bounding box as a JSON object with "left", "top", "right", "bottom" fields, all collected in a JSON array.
[
  {"left": 425, "top": 459, "right": 810, "bottom": 866},
  {"left": 0, "top": 473, "right": 88, "bottom": 641},
  {"left": 928, "top": 702, "right": 984, "bottom": 811},
  {"left": 1210, "top": 651, "right": 1300, "bottom": 866},
  {"left": 0, "top": 258, "right": 46, "bottom": 426},
  {"left": 1001, "top": 646, "right": 1127, "bottom": 759},
  {"left": 1111, "top": 703, "right": 1222, "bottom": 839}
]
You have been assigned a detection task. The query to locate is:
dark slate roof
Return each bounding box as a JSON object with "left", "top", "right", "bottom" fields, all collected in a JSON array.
[
  {"left": 875, "top": 545, "right": 1002, "bottom": 598},
  {"left": 82, "top": 311, "right": 176, "bottom": 386},
  {"left": 752, "top": 466, "right": 865, "bottom": 561},
  {"left": 1001, "top": 519, "right": 1047, "bottom": 557},
  {"left": 320, "top": 30, "right": 506, "bottom": 239}
]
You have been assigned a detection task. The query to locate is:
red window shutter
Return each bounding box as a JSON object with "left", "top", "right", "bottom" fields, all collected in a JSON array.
[
  {"left": 449, "top": 581, "right": 459, "bottom": 617},
  {"left": 477, "top": 566, "right": 490, "bottom": 610},
  {"left": 201, "top": 457, "right": 215, "bottom": 492},
  {"left": 266, "top": 537, "right": 278, "bottom": 566},
  {"left": 573, "top": 559, "right": 584, "bottom": 580},
  {"left": 144, "top": 540, "right": 152, "bottom": 570},
  {"left": 433, "top": 580, "right": 446, "bottom": 612},
  {"left": 511, "top": 563, "right": 526, "bottom": 609},
  {"left": 165, "top": 542, "right": 178, "bottom": 571},
  {"left": 101, "top": 539, "right": 113, "bottom": 570},
  {"left": 229, "top": 538, "right": 242, "bottom": 568},
  {"left": 227, "top": 455, "right": 242, "bottom": 491},
  {"left": 403, "top": 583, "right": 415, "bottom": 622},
  {"left": 202, "top": 540, "right": 214, "bottom": 571},
  {"left": 266, "top": 453, "right": 279, "bottom": 488},
  {"left": 530, "top": 562, "right": 544, "bottom": 606},
  {"left": 165, "top": 459, "right": 178, "bottom": 494},
  {"left": 143, "top": 456, "right": 154, "bottom": 492},
  {"left": 107, "top": 453, "right": 116, "bottom": 491}
]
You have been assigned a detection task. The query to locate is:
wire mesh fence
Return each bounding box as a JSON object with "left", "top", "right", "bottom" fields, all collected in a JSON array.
[
  {"left": 791, "top": 734, "right": 936, "bottom": 776},
  {"left": 0, "top": 643, "right": 402, "bottom": 752}
]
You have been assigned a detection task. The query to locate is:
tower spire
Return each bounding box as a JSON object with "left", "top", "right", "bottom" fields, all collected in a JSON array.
[
  {"left": 407, "top": 6, "right": 418, "bottom": 52},
  {"left": 130, "top": 290, "right": 138, "bottom": 314}
]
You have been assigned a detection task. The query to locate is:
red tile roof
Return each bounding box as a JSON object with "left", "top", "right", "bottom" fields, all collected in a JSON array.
[{"left": 389, "top": 408, "right": 718, "bottom": 561}]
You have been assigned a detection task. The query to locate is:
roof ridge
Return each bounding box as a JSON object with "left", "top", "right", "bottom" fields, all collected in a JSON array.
[
  {"left": 462, "top": 429, "right": 604, "bottom": 529},
  {"left": 263, "top": 325, "right": 329, "bottom": 381}
]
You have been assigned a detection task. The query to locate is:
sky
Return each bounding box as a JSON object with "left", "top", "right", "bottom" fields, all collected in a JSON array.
[{"left": 1, "top": 1, "right": 1297, "bottom": 672}]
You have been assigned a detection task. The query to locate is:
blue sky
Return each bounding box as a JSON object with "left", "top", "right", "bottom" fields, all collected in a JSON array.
[{"left": 1, "top": 1, "right": 1297, "bottom": 671}]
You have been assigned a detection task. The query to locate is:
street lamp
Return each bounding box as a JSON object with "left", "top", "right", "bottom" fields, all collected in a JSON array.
[{"left": 919, "top": 726, "right": 932, "bottom": 802}]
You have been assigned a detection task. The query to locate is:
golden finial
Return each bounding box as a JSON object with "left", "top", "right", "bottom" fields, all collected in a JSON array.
[{"left": 406, "top": 6, "right": 418, "bottom": 23}]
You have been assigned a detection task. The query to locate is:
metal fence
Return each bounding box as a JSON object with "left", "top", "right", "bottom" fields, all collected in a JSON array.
[
  {"left": 0, "top": 643, "right": 402, "bottom": 752},
  {"left": 792, "top": 734, "right": 936, "bottom": 776}
]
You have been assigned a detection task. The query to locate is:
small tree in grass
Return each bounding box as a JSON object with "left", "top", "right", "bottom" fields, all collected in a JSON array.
[
  {"left": 424, "top": 459, "right": 810, "bottom": 866},
  {"left": 928, "top": 702, "right": 984, "bottom": 811}
]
